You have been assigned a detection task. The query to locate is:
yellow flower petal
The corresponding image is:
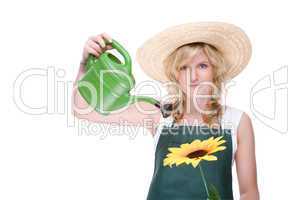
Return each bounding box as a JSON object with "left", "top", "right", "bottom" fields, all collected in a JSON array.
[
  {"left": 215, "top": 140, "right": 226, "bottom": 146},
  {"left": 180, "top": 143, "right": 190, "bottom": 149},
  {"left": 184, "top": 158, "right": 192, "bottom": 165},
  {"left": 191, "top": 139, "right": 202, "bottom": 148},
  {"left": 163, "top": 158, "right": 171, "bottom": 166},
  {"left": 191, "top": 159, "right": 201, "bottom": 168},
  {"left": 175, "top": 158, "right": 186, "bottom": 166},
  {"left": 202, "top": 155, "right": 217, "bottom": 161},
  {"left": 168, "top": 147, "right": 182, "bottom": 153},
  {"left": 213, "top": 136, "right": 224, "bottom": 142},
  {"left": 202, "top": 137, "right": 214, "bottom": 146},
  {"left": 208, "top": 146, "right": 226, "bottom": 154}
]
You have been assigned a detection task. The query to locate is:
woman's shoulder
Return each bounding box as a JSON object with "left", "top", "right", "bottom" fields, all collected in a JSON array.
[
  {"left": 223, "top": 105, "right": 247, "bottom": 118},
  {"left": 222, "top": 105, "right": 247, "bottom": 130},
  {"left": 223, "top": 105, "right": 244, "bottom": 115}
]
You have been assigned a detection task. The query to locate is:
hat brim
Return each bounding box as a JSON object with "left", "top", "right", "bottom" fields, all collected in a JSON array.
[{"left": 136, "top": 21, "right": 252, "bottom": 82}]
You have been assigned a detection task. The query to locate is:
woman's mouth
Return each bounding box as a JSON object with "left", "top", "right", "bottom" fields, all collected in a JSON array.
[{"left": 190, "top": 83, "right": 199, "bottom": 87}]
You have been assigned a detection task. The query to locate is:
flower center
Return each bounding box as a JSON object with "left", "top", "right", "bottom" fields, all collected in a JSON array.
[{"left": 186, "top": 150, "right": 207, "bottom": 159}]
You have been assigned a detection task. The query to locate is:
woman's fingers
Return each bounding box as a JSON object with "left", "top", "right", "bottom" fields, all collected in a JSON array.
[
  {"left": 81, "top": 33, "right": 114, "bottom": 65},
  {"left": 105, "top": 44, "right": 113, "bottom": 50},
  {"left": 93, "top": 33, "right": 113, "bottom": 49},
  {"left": 85, "top": 46, "right": 100, "bottom": 57},
  {"left": 94, "top": 35, "right": 106, "bottom": 48},
  {"left": 101, "top": 33, "right": 113, "bottom": 50},
  {"left": 87, "top": 39, "right": 103, "bottom": 54},
  {"left": 101, "top": 32, "right": 113, "bottom": 43}
]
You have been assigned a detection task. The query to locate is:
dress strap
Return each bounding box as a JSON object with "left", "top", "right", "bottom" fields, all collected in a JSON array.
[{"left": 220, "top": 106, "right": 244, "bottom": 165}]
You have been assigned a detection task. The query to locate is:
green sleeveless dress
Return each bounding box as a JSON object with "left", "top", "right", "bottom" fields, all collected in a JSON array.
[{"left": 147, "top": 106, "right": 243, "bottom": 200}]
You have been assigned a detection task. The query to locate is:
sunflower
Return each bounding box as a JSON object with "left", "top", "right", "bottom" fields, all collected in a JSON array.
[{"left": 163, "top": 136, "right": 226, "bottom": 168}]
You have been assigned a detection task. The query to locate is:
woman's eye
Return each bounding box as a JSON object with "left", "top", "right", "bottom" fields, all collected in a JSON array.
[
  {"left": 199, "top": 63, "right": 208, "bottom": 69},
  {"left": 180, "top": 65, "right": 187, "bottom": 70}
]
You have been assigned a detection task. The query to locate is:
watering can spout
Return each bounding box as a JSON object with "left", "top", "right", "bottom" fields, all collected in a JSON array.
[
  {"left": 130, "top": 95, "right": 160, "bottom": 106},
  {"left": 129, "top": 96, "right": 176, "bottom": 118}
]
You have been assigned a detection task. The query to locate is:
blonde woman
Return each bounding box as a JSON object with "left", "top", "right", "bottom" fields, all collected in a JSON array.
[{"left": 72, "top": 22, "right": 260, "bottom": 199}]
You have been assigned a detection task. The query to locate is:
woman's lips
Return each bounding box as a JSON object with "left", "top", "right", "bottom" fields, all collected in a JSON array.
[{"left": 190, "top": 83, "right": 199, "bottom": 87}]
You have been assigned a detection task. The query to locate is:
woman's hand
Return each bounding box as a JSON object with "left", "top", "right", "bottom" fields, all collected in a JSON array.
[{"left": 80, "top": 32, "right": 113, "bottom": 66}]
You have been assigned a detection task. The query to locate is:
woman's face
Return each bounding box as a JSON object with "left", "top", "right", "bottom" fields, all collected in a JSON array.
[{"left": 176, "top": 48, "right": 214, "bottom": 100}]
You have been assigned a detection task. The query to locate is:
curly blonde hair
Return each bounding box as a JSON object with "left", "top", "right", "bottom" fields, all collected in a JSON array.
[{"left": 163, "top": 42, "right": 228, "bottom": 127}]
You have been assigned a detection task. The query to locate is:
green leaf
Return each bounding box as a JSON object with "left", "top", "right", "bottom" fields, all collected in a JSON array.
[{"left": 208, "top": 184, "right": 221, "bottom": 200}]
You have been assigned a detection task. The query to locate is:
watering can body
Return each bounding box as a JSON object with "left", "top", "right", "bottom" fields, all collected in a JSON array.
[{"left": 76, "top": 39, "right": 160, "bottom": 116}]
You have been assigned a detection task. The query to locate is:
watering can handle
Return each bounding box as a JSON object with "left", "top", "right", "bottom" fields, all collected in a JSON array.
[{"left": 110, "top": 39, "right": 132, "bottom": 73}]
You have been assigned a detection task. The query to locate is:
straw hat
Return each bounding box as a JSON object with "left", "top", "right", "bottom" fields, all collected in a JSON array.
[{"left": 136, "top": 21, "right": 252, "bottom": 82}]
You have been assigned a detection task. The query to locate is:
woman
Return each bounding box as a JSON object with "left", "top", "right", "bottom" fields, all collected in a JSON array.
[{"left": 72, "top": 22, "right": 260, "bottom": 199}]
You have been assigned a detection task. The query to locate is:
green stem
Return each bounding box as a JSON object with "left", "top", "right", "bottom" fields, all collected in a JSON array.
[{"left": 199, "top": 164, "right": 209, "bottom": 198}]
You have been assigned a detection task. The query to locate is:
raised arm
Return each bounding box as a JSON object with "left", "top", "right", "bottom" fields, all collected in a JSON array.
[
  {"left": 235, "top": 112, "right": 260, "bottom": 200},
  {"left": 72, "top": 33, "right": 161, "bottom": 136}
]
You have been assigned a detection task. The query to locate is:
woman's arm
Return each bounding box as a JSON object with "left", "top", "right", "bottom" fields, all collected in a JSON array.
[
  {"left": 235, "top": 112, "right": 260, "bottom": 200},
  {"left": 72, "top": 33, "right": 161, "bottom": 136},
  {"left": 72, "top": 81, "right": 161, "bottom": 135}
]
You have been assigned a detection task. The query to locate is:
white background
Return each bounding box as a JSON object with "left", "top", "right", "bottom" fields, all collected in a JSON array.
[{"left": 0, "top": 0, "right": 299, "bottom": 199}]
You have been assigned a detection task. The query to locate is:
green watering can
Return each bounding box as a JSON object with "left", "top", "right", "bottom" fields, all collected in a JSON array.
[{"left": 77, "top": 39, "right": 173, "bottom": 116}]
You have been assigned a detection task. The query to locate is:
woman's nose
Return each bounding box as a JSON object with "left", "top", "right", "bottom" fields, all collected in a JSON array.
[{"left": 190, "top": 67, "right": 198, "bottom": 81}]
